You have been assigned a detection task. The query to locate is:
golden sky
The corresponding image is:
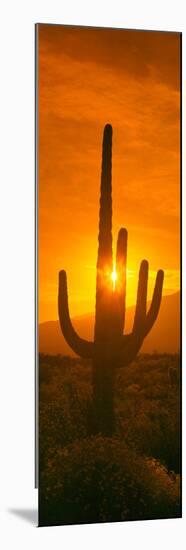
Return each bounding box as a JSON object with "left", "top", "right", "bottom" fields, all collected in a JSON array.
[{"left": 38, "top": 25, "right": 181, "bottom": 323}]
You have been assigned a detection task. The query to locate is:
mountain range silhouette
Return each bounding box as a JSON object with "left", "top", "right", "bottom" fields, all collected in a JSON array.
[{"left": 39, "top": 291, "right": 180, "bottom": 356}]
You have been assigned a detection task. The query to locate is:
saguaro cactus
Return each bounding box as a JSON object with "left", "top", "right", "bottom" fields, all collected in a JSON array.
[{"left": 58, "top": 124, "right": 164, "bottom": 434}]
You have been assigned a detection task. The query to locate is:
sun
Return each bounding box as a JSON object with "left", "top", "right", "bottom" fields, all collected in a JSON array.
[{"left": 111, "top": 268, "right": 117, "bottom": 290}]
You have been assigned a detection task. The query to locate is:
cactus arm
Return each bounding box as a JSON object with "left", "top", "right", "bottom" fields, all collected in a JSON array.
[
  {"left": 144, "top": 269, "right": 164, "bottom": 335},
  {"left": 116, "top": 333, "right": 142, "bottom": 367},
  {"left": 118, "top": 265, "right": 164, "bottom": 367},
  {"left": 58, "top": 270, "right": 94, "bottom": 359},
  {"left": 133, "top": 260, "right": 149, "bottom": 334},
  {"left": 115, "top": 227, "right": 128, "bottom": 334}
]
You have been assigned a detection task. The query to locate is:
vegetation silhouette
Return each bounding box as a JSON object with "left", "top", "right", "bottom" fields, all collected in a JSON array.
[
  {"left": 58, "top": 124, "right": 164, "bottom": 434},
  {"left": 39, "top": 352, "right": 181, "bottom": 525}
]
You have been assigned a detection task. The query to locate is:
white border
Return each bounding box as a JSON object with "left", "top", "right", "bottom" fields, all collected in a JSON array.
[{"left": 0, "top": 1, "right": 185, "bottom": 548}]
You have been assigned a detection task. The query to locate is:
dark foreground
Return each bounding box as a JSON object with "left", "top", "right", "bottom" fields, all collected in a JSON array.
[{"left": 39, "top": 353, "right": 181, "bottom": 526}]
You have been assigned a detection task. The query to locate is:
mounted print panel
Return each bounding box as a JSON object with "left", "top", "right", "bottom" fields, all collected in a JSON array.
[{"left": 36, "top": 24, "right": 182, "bottom": 527}]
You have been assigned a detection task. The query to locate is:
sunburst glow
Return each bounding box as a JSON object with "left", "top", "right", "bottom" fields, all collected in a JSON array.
[{"left": 111, "top": 268, "right": 118, "bottom": 291}]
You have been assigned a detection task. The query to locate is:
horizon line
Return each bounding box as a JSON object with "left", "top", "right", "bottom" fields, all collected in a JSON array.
[{"left": 39, "top": 288, "right": 180, "bottom": 325}]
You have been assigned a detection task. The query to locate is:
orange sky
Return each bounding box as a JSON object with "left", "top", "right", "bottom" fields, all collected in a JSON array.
[{"left": 38, "top": 25, "right": 181, "bottom": 323}]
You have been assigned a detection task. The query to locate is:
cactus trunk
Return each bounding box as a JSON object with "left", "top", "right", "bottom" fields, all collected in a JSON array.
[
  {"left": 94, "top": 124, "right": 113, "bottom": 344},
  {"left": 93, "top": 125, "right": 115, "bottom": 434},
  {"left": 92, "top": 360, "right": 116, "bottom": 435}
]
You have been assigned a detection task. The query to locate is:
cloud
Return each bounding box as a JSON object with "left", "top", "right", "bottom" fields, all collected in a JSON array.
[
  {"left": 38, "top": 24, "right": 180, "bottom": 90},
  {"left": 37, "top": 25, "right": 180, "bottom": 320}
]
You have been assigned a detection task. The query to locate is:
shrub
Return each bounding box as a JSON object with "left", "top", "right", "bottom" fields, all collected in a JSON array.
[{"left": 39, "top": 436, "right": 180, "bottom": 526}]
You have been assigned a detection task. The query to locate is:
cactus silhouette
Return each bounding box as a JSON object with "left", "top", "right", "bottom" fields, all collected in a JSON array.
[{"left": 58, "top": 124, "right": 164, "bottom": 434}]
